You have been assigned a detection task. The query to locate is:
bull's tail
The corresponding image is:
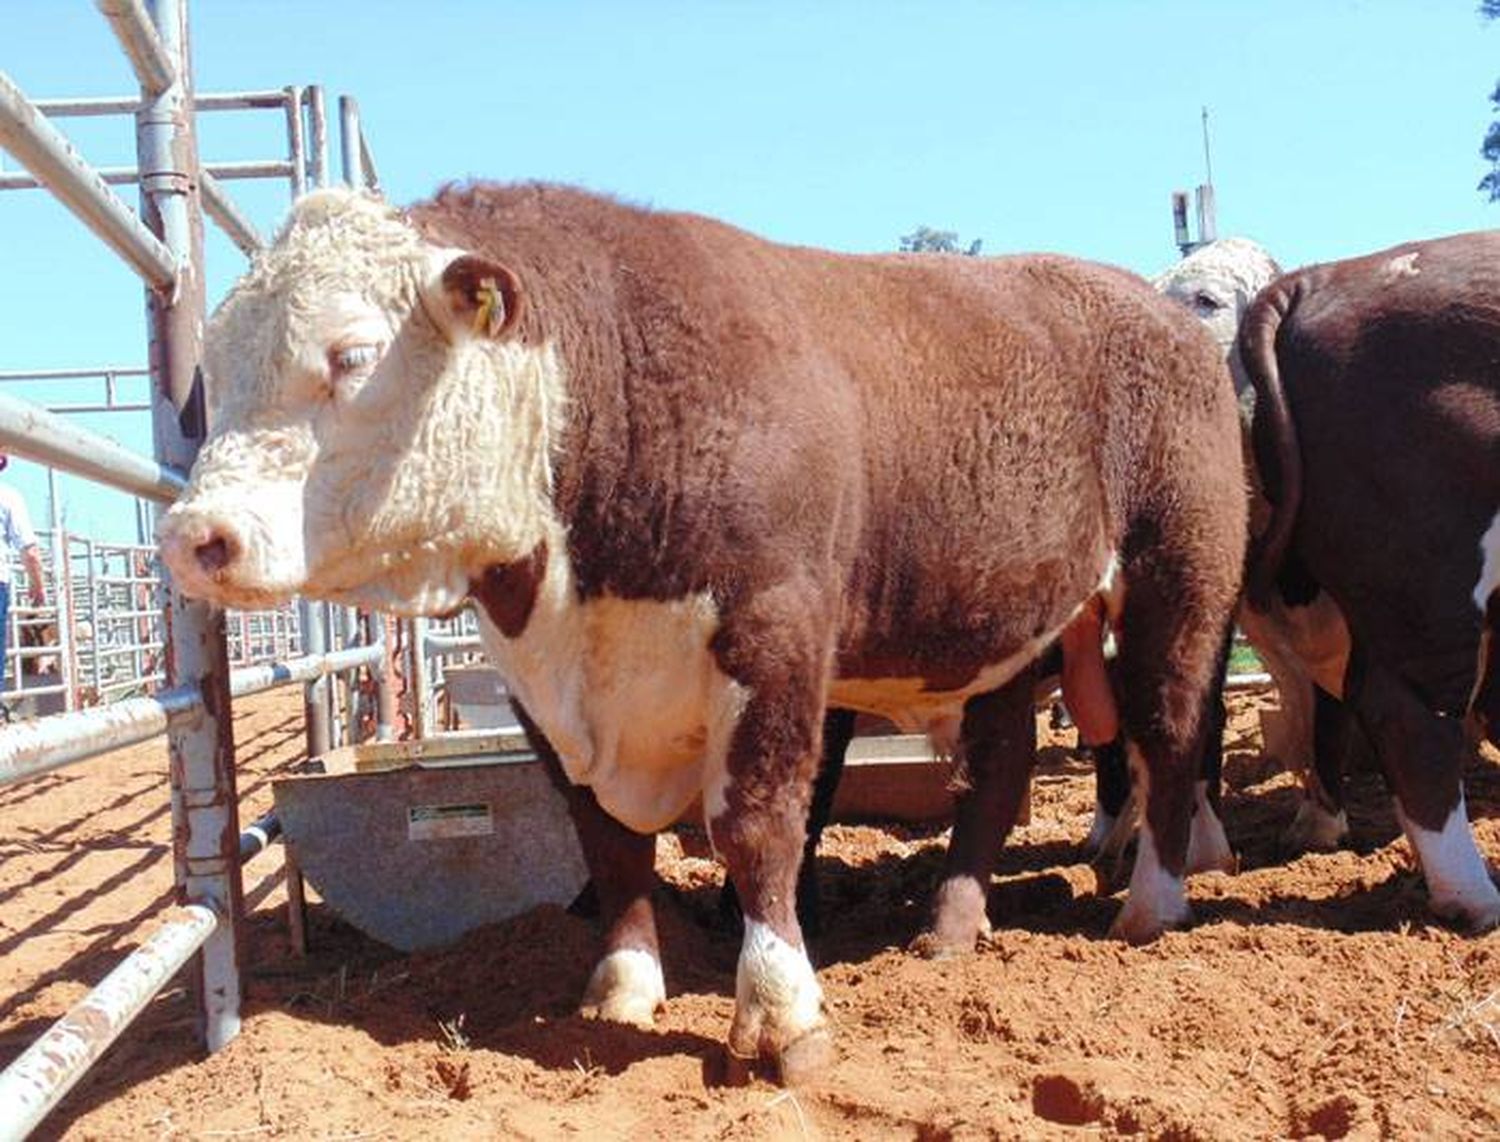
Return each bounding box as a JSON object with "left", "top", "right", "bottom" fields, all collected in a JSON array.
[{"left": 1237, "top": 277, "right": 1304, "bottom": 609}]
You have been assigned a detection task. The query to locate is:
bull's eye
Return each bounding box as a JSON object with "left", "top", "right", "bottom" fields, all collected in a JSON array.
[
  {"left": 329, "top": 343, "right": 382, "bottom": 377},
  {"left": 1193, "top": 291, "right": 1225, "bottom": 314}
]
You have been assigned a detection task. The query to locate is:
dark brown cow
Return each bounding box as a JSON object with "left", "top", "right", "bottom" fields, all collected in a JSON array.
[
  {"left": 157, "top": 183, "right": 1246, "bottom": 1082},
  {"left": 1244, "top": 230, "right": 1500, "bottom": 929}
]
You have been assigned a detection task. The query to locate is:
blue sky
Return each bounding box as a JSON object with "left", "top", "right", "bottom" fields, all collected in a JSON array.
[{"left": 2, "top": 1, "right": 1498, "bottom": 542}]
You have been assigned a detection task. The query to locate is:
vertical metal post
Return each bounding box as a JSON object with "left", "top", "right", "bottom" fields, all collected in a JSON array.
[
  {"left": 305, "top": 86, "right": 327, "bottom": 191},
  {"left": 374, "top": 613, "right": 396, "bottom": 741},
  {"left": 295, "top": 107, "right": 333, "bottom": 761},
  {"left": 55, "top": 531, "right": 77, "bottom": 712},
  {"left": 340, "top": 606, "right": 359, "bottom": 744},
  {"left": 282, "top": 84, "right": 304, "bottom": 198},
  {"left": 337, "top": 95, "right": 361, "bottom": 188},
  {"left": 138, "top": 0, "right": 243, "bottom": 1054},
  {"left": 299, "top": 597, "right": 331, "bottom": 760},
  {"left": 84, "top": 537, "right": 102, "bottom": 705},
  {"left": 45, "top": 483, "right": 78, "bottom": 712},
  {"left": 410, "top": 616, "right": 432, "bottom": 739}
]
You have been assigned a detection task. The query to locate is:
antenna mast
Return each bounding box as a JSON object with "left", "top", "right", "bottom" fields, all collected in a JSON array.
[
  {"left": 1201, "top": 105, "right": 1214, "bottom": 187},
  {"left": 1171, "top": 107, "right": 1219, "bottom": 257}
]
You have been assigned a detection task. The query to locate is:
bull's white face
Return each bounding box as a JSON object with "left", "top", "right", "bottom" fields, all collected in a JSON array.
[
  {"left": 1152, "top": 237, "right": 1280, "bottom": 403},
  {"left": 157, "top": 190, "right": 564, "bottom": 615}
]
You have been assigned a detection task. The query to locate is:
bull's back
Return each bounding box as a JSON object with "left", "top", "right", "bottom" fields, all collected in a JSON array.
[
  {"left": 804, "top": 253, "right": 1240, "bottom": 677},
  {"left": 1261, "top": 232, "right": 1500, "bottom": 694}
]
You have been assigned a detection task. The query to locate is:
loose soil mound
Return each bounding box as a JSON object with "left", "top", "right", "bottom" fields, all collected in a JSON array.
[{"left": 2, "top": 688, "right": 1497, "bottom": 1139}]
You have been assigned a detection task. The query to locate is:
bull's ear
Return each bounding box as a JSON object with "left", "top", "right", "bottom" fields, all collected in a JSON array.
[{"left": 424, "top": 252, "right": 524, "bottom": 341}]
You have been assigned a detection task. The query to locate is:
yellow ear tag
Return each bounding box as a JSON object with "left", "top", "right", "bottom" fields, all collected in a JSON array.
[{"left": 473, "top": 278, "right": 504, "bottom": 337}]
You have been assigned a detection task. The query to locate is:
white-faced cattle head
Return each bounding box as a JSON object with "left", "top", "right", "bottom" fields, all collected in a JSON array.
[
  {"left": 1152, "top": 237, "right": 1280, "bottom": 409},
  {"left": 157, "top": 189, "right": 563, "bottom": 615}
]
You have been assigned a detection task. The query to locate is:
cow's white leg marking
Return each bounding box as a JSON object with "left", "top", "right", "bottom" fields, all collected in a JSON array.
[
  {"left": 1474, "top": 511, "right": 1500, "bottom": 613},
  {"left": 1185, "top": 780, "right": 1235, "bottom": 874},
  {"left": 1284, "top": 795, "right": 1349, "bottom": 853},
  {"left": 1084, "top": 800, "right": 1118, "bottom": 854},
  {"left": 728, "top": 921, "right": 826, "bottom": 1060},
  {"left": 1395, "top": 794, "right": 1500, "bottom": 930},
  {"left": 581, "top": 947, "right": 667, "bottom": 1028},
  {"left": 1110, "top": 821, "right": 1191, "bottom": 943},
  {"left": 1107, "top": 747, "right": 1190, "bottom": 939}
]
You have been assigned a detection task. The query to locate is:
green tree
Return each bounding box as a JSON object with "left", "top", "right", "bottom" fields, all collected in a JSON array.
[
  {"left": 1482, "top": 1, "right": 1500, "bottom": 199},
  {"left": 898, "top": 226, "right": 982, "bottom": 256}
]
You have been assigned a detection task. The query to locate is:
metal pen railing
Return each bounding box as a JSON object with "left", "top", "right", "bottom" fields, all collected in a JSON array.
[{"left": 0, "top": 3, "right": 389, "bottom": 1134}]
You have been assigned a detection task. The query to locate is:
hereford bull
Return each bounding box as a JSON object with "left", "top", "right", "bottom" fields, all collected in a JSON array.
[
  {"left": 1150, "top": 238, "right": 1359, "bottom": 854},
  {"left": 1245, "top": 231, "right": 1500, "bottom": 929},
  {"left": 157, "top": 183, "right": 1246, "bottom": 1081}
]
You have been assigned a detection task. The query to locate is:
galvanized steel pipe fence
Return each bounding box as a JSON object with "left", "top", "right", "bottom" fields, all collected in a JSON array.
[{"left": 0, "top": 4, "right": 386, "bottom": 1136}]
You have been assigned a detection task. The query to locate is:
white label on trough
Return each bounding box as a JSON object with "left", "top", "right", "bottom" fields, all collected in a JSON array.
[{"left": 407, "top": 802, "right": 494, "bottom": 841}]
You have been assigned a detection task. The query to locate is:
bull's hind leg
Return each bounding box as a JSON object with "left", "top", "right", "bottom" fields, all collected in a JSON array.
[
  {"left": 516, "top": 705, "right": 666, "bottom": 1026},
  {"left": 1350, "top": 657, "right": 1500, "bottom": 930},
  {"left": 707, "top": 583, "right": 835, "bottom": 1085},
  {"left": 1110, "top": 543, "right": 1239, "bottom": 943},
  {"left": 913, "top": 667, "right": 1037, "bottom": 958}
]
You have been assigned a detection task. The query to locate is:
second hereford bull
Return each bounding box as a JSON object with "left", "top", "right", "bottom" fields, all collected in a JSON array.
[{"left": 157, "top": 183, "right": 1246, "bottom": 1081}]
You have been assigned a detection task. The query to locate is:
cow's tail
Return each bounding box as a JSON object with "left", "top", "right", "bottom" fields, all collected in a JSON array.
[{"left": 1237, "top": 277, "right": 1304, "bottom": 610}]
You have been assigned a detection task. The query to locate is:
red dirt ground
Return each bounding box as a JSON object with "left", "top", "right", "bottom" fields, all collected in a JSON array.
[{"left": 3, "top": 687, "right": 1498, "bottom": 1140}]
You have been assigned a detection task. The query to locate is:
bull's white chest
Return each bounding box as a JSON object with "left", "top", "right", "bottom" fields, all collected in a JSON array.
[{"left": 475, "top": 546, "right": 746, "bottom": 834}]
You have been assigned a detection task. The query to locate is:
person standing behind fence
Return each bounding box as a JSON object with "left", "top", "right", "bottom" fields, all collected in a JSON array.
[{"left": 0, "top": 453, "right": 46, "bottom": 719}]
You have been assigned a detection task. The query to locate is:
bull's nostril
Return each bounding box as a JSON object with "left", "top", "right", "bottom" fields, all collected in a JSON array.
[{"left": 195, "top": 535, "right": 234, "bottom": 574}]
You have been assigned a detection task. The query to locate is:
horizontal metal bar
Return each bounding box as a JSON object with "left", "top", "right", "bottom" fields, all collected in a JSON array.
[
  {"left": 0, "top": 157, "right": 296, "bottom": 191},
  {"left": 0, "top": 70, "right": 176, "bottom": 290},
  {"left": 0, "top": 683, "right": 66, "bottom": 701},
  {"left": 96, "top": 0, "right": 176, "bottom": 97},
  {"left": 0, "top": 685, "right": 201, "bottom": 785},
  {"left": 229, "top": 643, "right": 385, "bottom": 698},
  {"left": 33, "top": 90, "right": 292, "bottom": 118},
  {"left": 195, "top": 90, "right": 294, "bottom": 112},
  {"left": 0, "top": 392, "right": 186, "bottom": 503},
  {"left": 1225, "top": 672, "right": 1273, "bottom": 690},
  {"left": 1, "top": 643, "right": 385, "bottom": 785},
  {"left": 238, "top": 809, "right": 282, "bottom": 863},
  {"left": 0, "top": 366, "right": 147, "bottom": 382},
  {"left": 200, "top": 169, "right": 262, "bottom": 254},
  {"left": 203, "top": 159, "right": 297, "bottom": 180},
  {"left": 32, "top": 95, "right": 142, "bottom": 117},
  {"left": 31, "top": 402, "right": 153, "bottom": 415},
  {"left": 424, "top": 632, "right": 482, "bottom": 656},
  {"left": 0, "top": 903, "right": 217, "bottom": 1142}
]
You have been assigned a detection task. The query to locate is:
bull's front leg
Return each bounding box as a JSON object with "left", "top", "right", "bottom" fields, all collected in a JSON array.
[
  {"left": 516, "top": 705, "right": 665, "bottom": 1026},
  {"left": 707, "top": 590, "right": 834, "bottom": 1086}
]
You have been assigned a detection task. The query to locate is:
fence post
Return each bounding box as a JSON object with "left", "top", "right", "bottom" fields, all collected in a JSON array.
[
  {"left": 299, "top": 598, "right": 331, "bottom": 760},
  {"left": 137, "top": 0, "right": 244, "bottom": 1053},
  {"left": 57, "top": 529, "right": 78, "bottom": 712},
  {"left": 84, "top": 538, "right": 102, "bottom": 704}
]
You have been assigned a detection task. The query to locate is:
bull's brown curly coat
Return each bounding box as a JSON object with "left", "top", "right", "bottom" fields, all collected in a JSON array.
[{"left": 163, "top": 182, "right": 1247, "bottom": 1080}]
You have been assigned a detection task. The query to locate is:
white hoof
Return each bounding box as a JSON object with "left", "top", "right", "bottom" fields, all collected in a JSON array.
[
  {"left": 581, "top": 948, "right": 665, "bottom": 1027},
  {"left": 1186, "top": 781, "right": 1236, "bottom": 875},
  {"left": 1110, "top": 824, "right": 1190, "bottom": 943},
  {"left": 1283, "top": 796, "right": 1349, "bottom": 853},
  {"left": 728, "top": 920, "right": 826, "bottom": 1061},
  {"left": 1396, "top": 794, "right": 1500, "bottom": 932}
]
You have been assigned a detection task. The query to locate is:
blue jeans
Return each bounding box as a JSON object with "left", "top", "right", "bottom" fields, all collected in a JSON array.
[{"left": 0, "top": 581, "right": 10, "bottom": 694}]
